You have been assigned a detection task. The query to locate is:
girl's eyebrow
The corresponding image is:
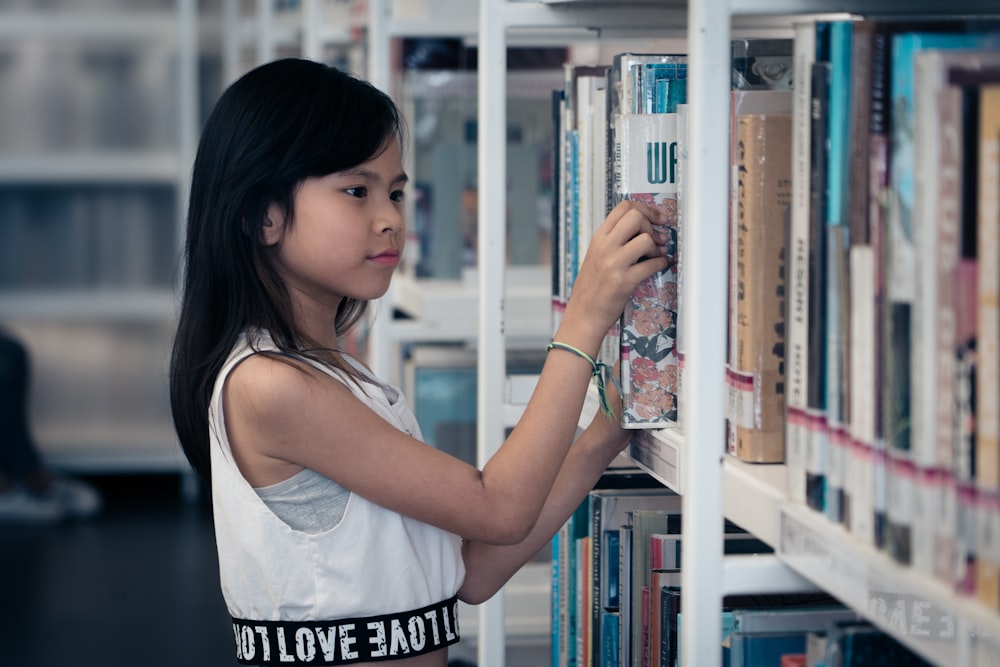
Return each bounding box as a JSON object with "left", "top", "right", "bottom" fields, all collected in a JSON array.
[{"left": 341, "top": 168, "right": 409, "bottom": 186}]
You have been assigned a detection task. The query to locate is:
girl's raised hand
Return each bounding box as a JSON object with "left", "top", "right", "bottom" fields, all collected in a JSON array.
[{"left": 561, "top": 200, "right": 671, "bottom": 346}]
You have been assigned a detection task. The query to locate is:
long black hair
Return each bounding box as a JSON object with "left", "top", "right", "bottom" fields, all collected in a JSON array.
[{"left": 170, "top": 58, "right": 403, "bottom": 486}]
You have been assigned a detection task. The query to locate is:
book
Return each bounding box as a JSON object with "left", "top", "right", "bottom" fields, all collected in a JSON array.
[
  {"left": 954, "top": 258, "right": 978, "bottom": 597},
  {"left": 552, "top": 510, "right": 563, "bottom": 667},
  {"left": 654, "top": 529, "right": 778, "bottom": 667},
  {"left": 555, "top": 468, "right": 657, "bottom": 666},
  {"left": 646, "top": 529, "right": 772, "bottom": 666},
  {"left": 582, "top": 68, "right": 612, "bottom": 276},
  {"left": 555, "top": 499, "right": 591, "bottom": 667},
  {"left": 552, "top": 87, "right": 566, "bottom": 334},
  {"left": 659, "top": 581, "right": 683, "bottom": 667},
  {"left": 912, "top": 51, "right": 1000, "bottom": 583},
  {"left": 619, "top": 522, "right": 633, "bottom": 667},
  {"left": 955, "top": 74, "right": 982, "bottom": 591},
  {"left": 576, "top": 535, "right": 592, "bottom": 667},
  {"left": 847, "top": 240, "right": 876, "bottom": 544},
  {"left": 823, "top": 620, "right": 934, "bottom": 666},
  {"left": 864, "top": 18, "right": 978, "bottom": 550},
  {"left": 648, "top": 566, "right": 681, "bottom": 667},
  {"left": 843, "top": 16, "right": 939, "bottom": 549},
  {"left": 614, "top": 57, "right": 686, "bottom": 429},
  {"left": 805, "top": 22, "right": 833, "bottom": 510},
  {"left": 910, "top": 48, "right": 957, "bottom": 577},
  {"left": 600, "top": 609, "right": 620, "bottom": 667},
  {"left": 627, "top": 509, "right": 681, "bottom": 667},
  {"left": 807, "top": 631, "right": 828, "bottom": 667},
  {"left": 843, "top": 19, "right": 880, "bottom": 544},
  {"left": 884, "top": 29, "right": 1000, "bottom": 566},
  {"left": 727, "top": 39, "right": 793, "bottom": 462},
  {"left": 674, "top": 102, "right": 689, "bottom": 431},
  {"left": 727, "top": 607, "right": 861, "bottom": 667},
  {"left": 671, "top": 594, "right": 842, "bottom": 667},
  {"left": 561, "top": 65, "right": 610, "bottom": 302},
  {"left": 822, "top": 20, "right": 854, "bottom": 525},
  {"left": 786, "top": 18, "right": 818, "bottom": 506},
  {"left": 842, "top": 17, "right": 928, "bottom": 548},
  {"left": 976, "top": 83, "right": 1000, "bottom": 608},
  {"left": 726, "top": 110, "right": 793, "bottom": 462},
  {"left": 588, "top": 487, "right": 681, "bottom": 665},
  {"left": 730, "top": 38, "right": 795, "bottom": 91}
]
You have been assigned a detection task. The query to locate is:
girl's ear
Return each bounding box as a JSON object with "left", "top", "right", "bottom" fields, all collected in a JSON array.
[{"left": 260, "top": 202, "right": 284, "bottom": 246}]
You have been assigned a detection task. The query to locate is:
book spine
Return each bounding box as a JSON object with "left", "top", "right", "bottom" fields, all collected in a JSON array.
[
  {"left": 886, "top": 29, "right": 999, "bottom": 566},
  {"left": 553, "top": 527, "right": 563, "bottom": 667},
  {"left": 641, "top": 586, "right": 651, "bottom": 667},
  {"left": 976, "top": 84, "right": 1000, "bottom": 608},
  {"left": 805, "top": 58, "right": 831, "bottom": 511},
  {"left": 552, "top": 88, "right": 565, "bottom": 335},
  {"left": 618, "top": 112, "right": 682, "bottom": 429},
  {"left": 575, "top": 75, "right": 594, "bottom": 282},
  {"left": 601, "top": 612, "right": 620, "bottom": 667},
  {"left": 728, "top": 112, "right": 792, "bottom": 463},
  {"left": 675, "top": 103, "right": 689, "bottom": 432},
  {"left": 954, "top": 258, "right": 978, "bottom": 596},
  {"left": 589, "top": 497, "right": 603, "bottom": 666},
  {"left": 843, "top": 21, "right": 876, "bottom": 542},
  {"left": 630, "top": 512, "right": 674, "bottom": 667},
  {"left": 932, "top": 81, "right": 963, "bottom": 585},
  {"left": 823, "top": 20, "right": 852, "bottom": 525},
  {"left": 910, "top": 50, "right": 946, "bottom": 576},
  {"left": 884, "top": 33, "right": 920, "bottom": 566},
  {"left": 868, "top": 25, "right": 892, "bottom": 551},
  {"left": 848, "top": 242, "right": 876, "bottom": 545},
  {"left": 786, "top": 19, "right": 816, "bottom": 505},
  {"left": 619, "top": 524, "right": 633, "bottom": 667}
]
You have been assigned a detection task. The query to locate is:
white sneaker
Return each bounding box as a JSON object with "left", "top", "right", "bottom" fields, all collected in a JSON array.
[
  {"left": 0, "top": 488, "right": 64, "bottom": 523},
  {"left": 50, "top": 477, "right": 102, "bottom": 519}
]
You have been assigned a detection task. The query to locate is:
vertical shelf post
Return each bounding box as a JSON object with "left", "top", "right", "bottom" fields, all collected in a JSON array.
[
  {"left": 302, "top": 0, "right": 323, "bottom": 62},
  {"left": 222, "top": 0, "right": 241, "bottom": 85},
  {"left": 476, "top": 1, "right": 508, "bottom": 665},
  {"left": 256, "top": 0, "right": 276, "bottom": 65},
  {"left": 680, "top": 0, "right": 731, "bottom": 665},
  {"left": 366, "top": 0, "right": 394, "bottom": 382},
  {"left": 176, "top": 0, "right": 198, "bottom": 294}
]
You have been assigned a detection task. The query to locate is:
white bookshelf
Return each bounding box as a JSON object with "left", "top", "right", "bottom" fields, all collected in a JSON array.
[
  {"left": 219, "top": 0, "right": 363, "bottom": 86},
  {"left": 485, "top": 1, "right": 1000, "bottom": 666},
  {"left": 0, "top": 0, "right": 198, "bottom": 473}
]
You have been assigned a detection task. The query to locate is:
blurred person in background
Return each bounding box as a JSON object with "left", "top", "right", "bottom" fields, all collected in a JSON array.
[{"left": 0, "top": 327, "right": 101, "bottom": 522}]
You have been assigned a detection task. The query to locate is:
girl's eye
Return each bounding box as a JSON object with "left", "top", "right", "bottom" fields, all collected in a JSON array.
[
  {"left": 345, "top": 186, "right": 368, "bottom": 198},
  {"left": 390, "top": 189, "right": 405, "bottom": 203}
]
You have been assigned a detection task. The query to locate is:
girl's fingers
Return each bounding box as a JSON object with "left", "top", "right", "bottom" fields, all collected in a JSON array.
[
  {"left": 597, "top": 201, "right": 668, "bottom": 250},
  {"left": 621, "top": 226, "right": 667, "bottom": 265},
  {"left": 626, "top": 252, "right": 670, "bottom": 286},
  {"left": 570, "top": 199, "right": 671, "bottom": 324},
  {"left": 602, "top": 198, "right": 664, "bottom": 229},
  {"left": 593, "top": 209, "right": 669, "bottom": 268}
]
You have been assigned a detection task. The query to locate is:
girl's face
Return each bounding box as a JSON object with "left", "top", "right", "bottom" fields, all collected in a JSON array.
[{"left": 263, "top": 139, "right": 407, "bottom": 317}]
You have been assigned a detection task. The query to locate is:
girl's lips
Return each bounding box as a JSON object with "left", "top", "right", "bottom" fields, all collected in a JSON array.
[{"left": 369, "top": 251, "right": 400, "bottom": 267}]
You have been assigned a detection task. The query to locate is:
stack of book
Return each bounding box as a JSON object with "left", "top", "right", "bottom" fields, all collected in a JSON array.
[{"left": 781, "top": 17, "right": 1000, "bottom": 608}]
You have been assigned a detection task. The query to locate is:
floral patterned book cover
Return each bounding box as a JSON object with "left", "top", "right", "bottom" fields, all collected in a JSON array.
[{"left": 615, "top": 89, "right": 683, "bottom": 428}]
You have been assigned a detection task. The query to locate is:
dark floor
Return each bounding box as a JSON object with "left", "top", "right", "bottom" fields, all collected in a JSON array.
[
  {"left": 0, "top": 474, "right": 550, "bottom": 667},
  {"left": 0, "top": 474, "right": 240, "bottom": 667}
]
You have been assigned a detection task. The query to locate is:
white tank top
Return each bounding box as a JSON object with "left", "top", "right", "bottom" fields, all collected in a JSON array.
[{"left": 208, "top": 330, "right": 465, "bottom": 624}]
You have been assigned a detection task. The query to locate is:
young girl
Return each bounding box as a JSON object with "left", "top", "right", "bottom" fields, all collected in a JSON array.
[{"left": 170, "top": 58, "right": 669, "bottom": 666}]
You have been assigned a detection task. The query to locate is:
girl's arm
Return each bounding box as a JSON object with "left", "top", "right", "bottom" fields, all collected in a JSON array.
[
  {"left": 457, "top": 374, "right": 631, "bottom": 604},
  {"left": 224, "top": 201, "right": 668, "bottom": 547}
]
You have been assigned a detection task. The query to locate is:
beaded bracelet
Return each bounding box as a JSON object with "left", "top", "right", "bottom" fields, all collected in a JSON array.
[{"left": 546, "top": 341, "right": 620, "bottom": 419}]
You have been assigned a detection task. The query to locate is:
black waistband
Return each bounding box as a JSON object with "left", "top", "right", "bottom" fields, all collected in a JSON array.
[{"left": 231, "top": 596, "right": 460, "bottom": 665}]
